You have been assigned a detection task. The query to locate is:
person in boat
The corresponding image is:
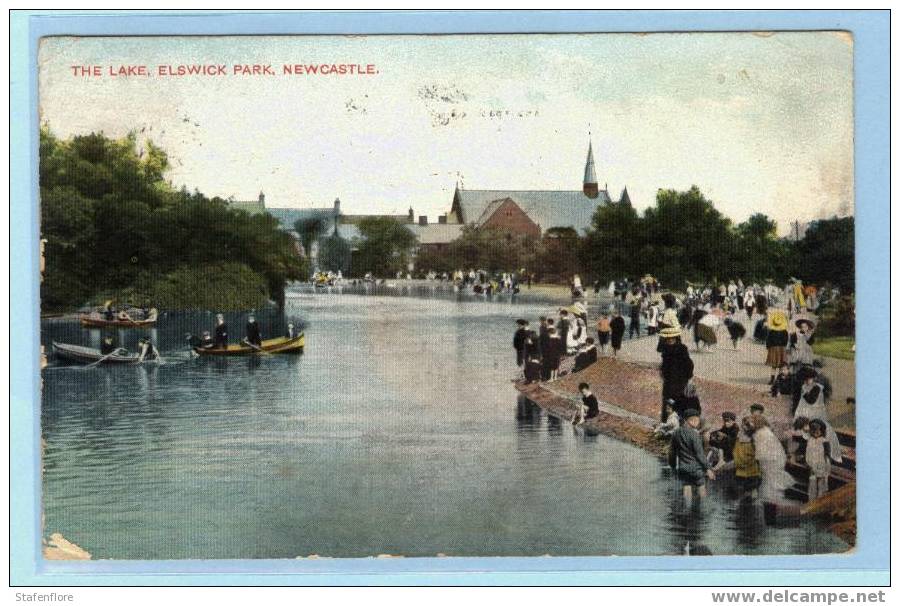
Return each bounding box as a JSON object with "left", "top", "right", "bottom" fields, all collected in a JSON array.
[
  {"left": 146, "top": 307, "right": 159, "bottom": 322},
  {"left": 245, "top": 314, "right": 262, "bottom": 347},
  {"left": 100, "top": 335, "right": 117, "bottom": 355},
  {"left": 285, "top": 322, "right": 297, "bottom": 339},
  {"left": 200, "top": 331, "right": 215, "bottom": 348},
  {"left": 214, "top": 314, "right": 228, "bottom": 349},
  {"left": 117, "top": 309, "right": 133, "bottom": 322},
  {"left": 103, "top": 300, "right": 115, "bottom": 321},
  {"left": 137, "top": 338, "right": 159, "bottom": 362}
]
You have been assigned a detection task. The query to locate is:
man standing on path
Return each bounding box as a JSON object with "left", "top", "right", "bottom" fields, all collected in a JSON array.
[
  {"left": 668, "top": 409, "right": 715, "bottom": 505},
  {"left": 513, "top": 319, "right": 530, "bottom": 368},
  {"left": 629, "top": 296, "right": 642, "bottom": 339}
]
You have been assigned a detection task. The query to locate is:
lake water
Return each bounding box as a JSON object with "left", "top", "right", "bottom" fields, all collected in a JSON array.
[{"left": 40, "top": 287, "right": 846, "bottom": 558}]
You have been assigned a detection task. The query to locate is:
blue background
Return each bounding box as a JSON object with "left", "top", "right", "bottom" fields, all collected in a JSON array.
[{"left": 10, "top": 9, "right": 890, "bottom": 586}]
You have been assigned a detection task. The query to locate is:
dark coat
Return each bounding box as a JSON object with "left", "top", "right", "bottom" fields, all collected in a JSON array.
[
  {"left": 582, "top": 393, "right": 600, "bottom": 419},
  {"left": 246, "top": 321, "right": 262, "bottom": 346},
  {"left": 668, "top": 424, "right": 709, "bottom": 475},
  {"left": 709, "top": 424, "right": 739, "bottom": 462},
  {"left": 214, "top": 322, "right": 228, "bottom": 347},
  {"left": 574, "top": 346, "right": 598, "bottom": 372},
  {"left": 610, "top": 316, "right": 626, "bottom": 349},
  {"left": 766, "top": 329, "right": 788, "bottom": 348},
  {"left": 660, "top": 342, "right": 694, "bottom": 400},
  {"left": 542, "top": 337, "right": 564, "bottom": 369},
  {"left": 513, "top": 327, "right": 529, "bottom": 366}
]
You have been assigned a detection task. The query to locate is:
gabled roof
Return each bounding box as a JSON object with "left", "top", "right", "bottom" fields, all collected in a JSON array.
[
  {"left": 453, "top": 189, "right": 611, "bottom": 235},
  {"left": 474, "top": 198, "right": 512, "bottom": 226},
  {"left": 266, "top": 207, "right": 336, "bottom": 231},
  {"left": 620, "top": 186, "right": 632, "bottom": 207},
  {"left": 407, "top": 223, "right": 464, "bottom": 245}
]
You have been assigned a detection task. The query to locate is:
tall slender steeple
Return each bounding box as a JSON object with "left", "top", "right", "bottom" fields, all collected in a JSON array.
[{"left": 583, "top": 137, "right": 599, "bottom": 199}]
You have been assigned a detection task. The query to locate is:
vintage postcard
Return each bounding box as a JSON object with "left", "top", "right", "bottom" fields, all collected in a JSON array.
[{"left": 33, "top": 28, "right": 862, "bottom": 565}]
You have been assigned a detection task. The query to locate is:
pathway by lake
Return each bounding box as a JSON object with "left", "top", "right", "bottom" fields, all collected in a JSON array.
[{"left": 40, "top": 289, "right": 846, "bottom": 558}]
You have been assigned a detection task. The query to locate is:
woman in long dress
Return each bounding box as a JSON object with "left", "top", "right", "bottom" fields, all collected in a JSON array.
[
  {"left": 794, "top": 367, "right": 843, "bottom": 464},
  {"left": 750, "top": 415, "right": 794, "bottom": 525},
  {"left": 789, "top": 318, "right": 816, "bottom": 368}
]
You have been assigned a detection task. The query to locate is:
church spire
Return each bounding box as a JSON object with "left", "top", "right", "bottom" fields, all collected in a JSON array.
[{"left": 583, "top": 137, "right": 599, "bottom": 199}]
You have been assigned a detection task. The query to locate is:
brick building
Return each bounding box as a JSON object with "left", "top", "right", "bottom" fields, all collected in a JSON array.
[{"left": 446, "top": 140, "right": 631, "bottom": 238}]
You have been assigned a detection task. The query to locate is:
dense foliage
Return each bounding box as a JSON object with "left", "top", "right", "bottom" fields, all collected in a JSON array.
[
  {"left": 40, "top": 128, "right": 306, "bottom": 312},
  {"left": 413, "top": 185, "right": 854, "bottom": 293},
  {"left": 580, "top": 186, "right": 853, "bottom": 292},
  {"left": 352, "top": 217, "right": 417, "bottom": 277}
]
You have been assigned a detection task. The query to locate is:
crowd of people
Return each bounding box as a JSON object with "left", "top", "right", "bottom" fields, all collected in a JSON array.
[{"left": 514, "top": 276, "right": 848, "bottom": 519}]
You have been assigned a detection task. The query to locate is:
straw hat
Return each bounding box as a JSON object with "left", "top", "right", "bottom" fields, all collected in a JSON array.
[
  {"left": 795, "top": 318, "right": 816, "bottom": 330},
  {"left": 768, "top": 311, "right": 788, "bottom": 331}
]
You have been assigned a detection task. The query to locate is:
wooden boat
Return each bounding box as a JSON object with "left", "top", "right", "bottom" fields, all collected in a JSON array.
[
  {"left": 80, "top": 316, "right": 156, "bottom": 329},
  {"left": 193, "top": 334, "right": 305, "bottom": 356},
  {"left": 52, "top": 341, "right": 143, "bottom": 365}
]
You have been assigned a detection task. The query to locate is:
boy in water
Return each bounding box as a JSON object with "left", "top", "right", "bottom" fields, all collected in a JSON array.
[{"left": 668, "top": 409, "right": 715, "bottom": 505}]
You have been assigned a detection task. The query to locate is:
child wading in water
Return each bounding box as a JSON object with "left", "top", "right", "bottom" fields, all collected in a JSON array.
[
  {"left": 733, "top": 416, "right": 761, "bottom": 499},
  {"left": 805, "top": 419, "right": 832, "bottom": 502},
  {"left": 668, "top": 408, "right": 715, "bottom": 505}
]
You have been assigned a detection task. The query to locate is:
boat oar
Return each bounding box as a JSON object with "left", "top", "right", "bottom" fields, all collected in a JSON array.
[
  {"left": 241, "top": 338, "right": 272, "bottom": 355},
  {"left": 84, "top": 347, "right": 128, "bottom": 369}
]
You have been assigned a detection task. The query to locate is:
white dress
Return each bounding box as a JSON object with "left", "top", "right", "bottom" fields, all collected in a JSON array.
[
  {"left": 790, "top": 331, "right": 815, "bottom": 366},
  {"left": 753, "top": 426, "right": 794, "bottom": 503},
  {"left": 794, "top": 383, "right": 843, "bottom": 463}
]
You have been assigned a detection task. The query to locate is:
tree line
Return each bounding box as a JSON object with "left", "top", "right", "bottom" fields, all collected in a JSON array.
[
  {"left": 40, "top": 128, "right": 306, "bottom": 312},
  {"left": 413, "top": 186, "right": 854, "bottom": 292}
]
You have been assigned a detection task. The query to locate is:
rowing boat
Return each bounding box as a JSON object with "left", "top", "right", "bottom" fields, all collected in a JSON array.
[
  {"left": 193, "top": 334, "right": 305, "bottom": 356},
  {"left": 52, "top": 341, "right": 143, "bottom": 365},
  {"left": 80, "top": 316, "right": 156, "bottom": 329}
]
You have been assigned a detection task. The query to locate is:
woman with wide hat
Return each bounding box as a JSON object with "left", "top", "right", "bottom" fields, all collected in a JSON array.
[
  {"left": 765, "top": 311, "right": 789, "bottom": 385},
  {"left": 659, "top": 324, "right": 693, "bottom": 422}
]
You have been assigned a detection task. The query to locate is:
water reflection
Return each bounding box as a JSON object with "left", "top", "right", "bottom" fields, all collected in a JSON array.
[{"left": 41, "top": 295, "right": 847, "bottom": 559}]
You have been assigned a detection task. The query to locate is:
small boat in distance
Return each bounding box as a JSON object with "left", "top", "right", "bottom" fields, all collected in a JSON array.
[
  {"left": 193, "top": 334, "right": 305, "bottom": 356},
  {"left": 52, "top": 341, "right": 143, "bottom": 365}
]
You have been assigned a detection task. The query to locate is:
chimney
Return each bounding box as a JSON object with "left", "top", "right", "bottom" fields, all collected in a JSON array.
[
  {"left": 438, "top": 214, "right": 447, "bottom": 224},
  {"left": 418, "top": 216, "right": 428, "bottom": 226},
  {"left": 258, "top": 191, "right": 266, "bottom": 206}
]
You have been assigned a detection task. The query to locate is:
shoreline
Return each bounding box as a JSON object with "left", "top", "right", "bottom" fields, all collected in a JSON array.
[{"left": 513, "top": 356, "right": 856, "bottom": 546}]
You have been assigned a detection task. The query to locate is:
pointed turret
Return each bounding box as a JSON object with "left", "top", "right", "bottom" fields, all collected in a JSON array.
[
  {"left": 583, "top": 140, "right": 598, "bottom": 199},
  {"left": 620, "top": 186, "right": 632, "bottom": 207}
]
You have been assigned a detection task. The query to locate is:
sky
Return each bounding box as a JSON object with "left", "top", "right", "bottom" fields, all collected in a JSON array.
[{"left": 38, "top": 33, "right": 854, "bottom": 234}]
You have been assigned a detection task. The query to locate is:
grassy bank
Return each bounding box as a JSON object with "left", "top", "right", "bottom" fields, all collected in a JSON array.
[{"left": 813, "top": 336, "right": 855, "bottom": 361}]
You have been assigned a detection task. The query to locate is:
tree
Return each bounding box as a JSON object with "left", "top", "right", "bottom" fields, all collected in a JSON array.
[
  {"left": 318, "top": 234, "right": 352, "bottom": 273},
  {"left": 580, "top": 199, "right": 641, "bottom": 282},
  {"left": 39, "top": 127, "right": 305, "bottom": 311},
  {"left": 732, "top": 213, "right": 791, "bottom": 283},
  {"left": 793, "top": 216, "right": 854, "bottom": 292},
  {"left": 354, "top": 217, "right": 417, "bottom": 277},
  {"left": 293, "top": 217, "right": 325, "bottom": 259},
  {"left": 641, "top": 186, "right": 736, "bottom": 286}
]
